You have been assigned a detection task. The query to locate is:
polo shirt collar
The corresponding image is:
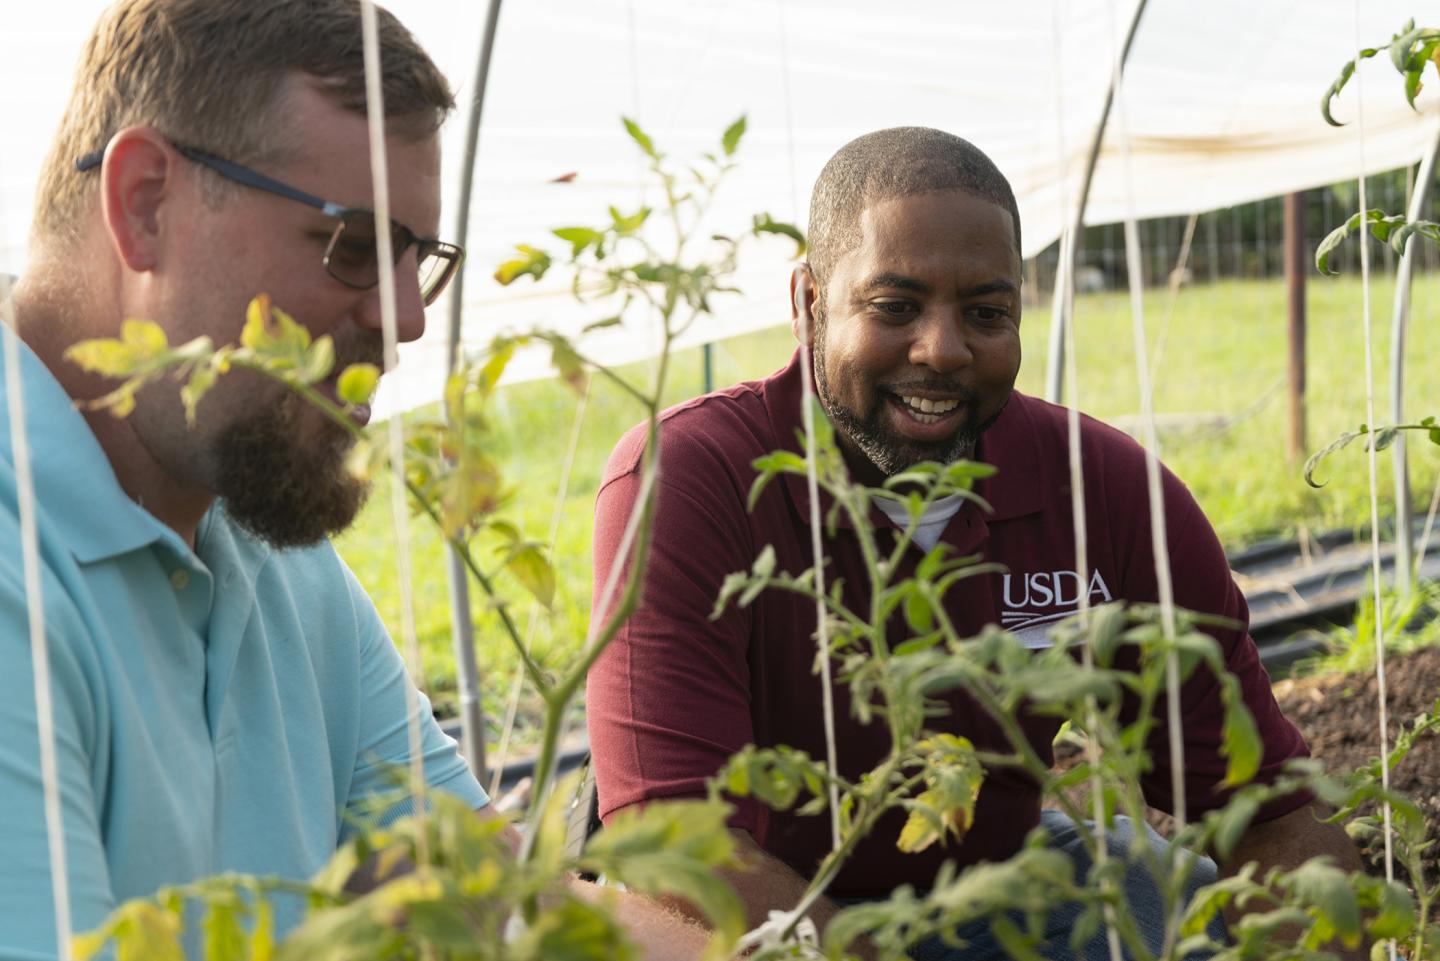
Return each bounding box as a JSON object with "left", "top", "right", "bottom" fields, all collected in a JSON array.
[
  {"left": 0, "top": 333, "right": 172, "bottom": 563},
  {"left": 766, "top": 347, "right": 1045, "bottom": 526}
]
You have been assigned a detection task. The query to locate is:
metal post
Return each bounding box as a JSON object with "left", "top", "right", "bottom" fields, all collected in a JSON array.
[
  {"left": 1283, "top": 192, "right": 1307, "bottom": 464},
  {"left": 1389, "top": 122, "right": 1440, "bottom": 597},
  {"left": 702, "top": 342, "right": 715, "bottom": 394},
  {"left": 442, "top": 0, "right": 505, "bottom": 786},
  {"left": 1044, "top": 0, "right": 1151, "bottom": 403}
]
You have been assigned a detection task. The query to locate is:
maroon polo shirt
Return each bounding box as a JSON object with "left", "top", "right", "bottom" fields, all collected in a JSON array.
[{"left": 587, "top": 349, "right": 1309, "bottom": 898}]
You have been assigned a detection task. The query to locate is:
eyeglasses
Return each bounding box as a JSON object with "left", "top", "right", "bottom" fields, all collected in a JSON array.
[{"left": 76, "top": 144, "right": 464, "bottom": 307}]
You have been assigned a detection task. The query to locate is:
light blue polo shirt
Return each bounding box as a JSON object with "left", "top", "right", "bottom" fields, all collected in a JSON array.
[{"left": 0, "top": 337, "right": 487, "bottom": 960}]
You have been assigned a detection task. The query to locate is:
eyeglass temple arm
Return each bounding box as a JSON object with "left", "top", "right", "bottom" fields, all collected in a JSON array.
[{"left": 76, "top": 146, "right": 346, "bottom": 219}]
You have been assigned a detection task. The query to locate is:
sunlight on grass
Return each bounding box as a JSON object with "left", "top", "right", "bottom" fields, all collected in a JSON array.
[{"left": 334, "top": 273, "right": 1440, "bottom": 731}]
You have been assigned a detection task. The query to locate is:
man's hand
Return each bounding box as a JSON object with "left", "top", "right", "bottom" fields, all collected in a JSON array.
[
  {"left": 659, "top": 828, "right": 879, "bottom": 961},
  {"left": 486, "top": 811, "right": 713, "bottom": 961},
  {"left": 1221, "top": 802, "right": 1368, "bottom": 960}
]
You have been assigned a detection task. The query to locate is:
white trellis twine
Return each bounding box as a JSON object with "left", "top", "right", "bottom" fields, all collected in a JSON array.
[
  {"left": 775, "top": 0, "right": 841, "bottom": 852},
  {"left": 3, "top": 273, "right": 72, "bottom": 957},
  {"left": 1051, "top": 4, "right": 1121, "bottom": 960},
  {"left": 1100, "top": 3, "right": 1191, "bottom": 956},
  {"left": 1103, "top": 0, "right": 1186, "bottom": 823},
  {"left": 1349, "top": 5, "right": 1400, "bottom": 948},
  {"left": 359, "top": 0, "right": 430, "bottom": 860}
]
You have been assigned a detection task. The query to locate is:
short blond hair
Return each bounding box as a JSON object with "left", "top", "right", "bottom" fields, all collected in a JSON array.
[{"left": 33, "top": 0, "right": 454, "bottom": 247}]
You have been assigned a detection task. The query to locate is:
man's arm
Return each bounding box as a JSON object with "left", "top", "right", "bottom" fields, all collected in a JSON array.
[
  {"left": 354, "top": 811, "right": 712, "bottom": 961},
  {"left": 1221, "top": 803, "right": 1366, "bottom": 960}
]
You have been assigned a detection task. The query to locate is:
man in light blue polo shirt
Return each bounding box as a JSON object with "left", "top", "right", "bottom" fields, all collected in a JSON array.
[{"left": 0, "top": 2, "right": 705, "bottom": 959}]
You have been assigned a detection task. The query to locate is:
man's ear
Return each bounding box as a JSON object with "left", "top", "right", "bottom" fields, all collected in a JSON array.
[
  {"left": 790, "top": 264, "right": 818, "bottom": 347},
  {"left": 99, "top": 128, "right": 179, "bottom": 273}
]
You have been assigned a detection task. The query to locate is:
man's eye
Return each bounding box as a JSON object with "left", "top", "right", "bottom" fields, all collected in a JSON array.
[
  {"left": 969, "top": 305, "right": 1010, "bottom": 325},
  {"left": 871, "top": 300, "right": 916, "bottom": 320}
]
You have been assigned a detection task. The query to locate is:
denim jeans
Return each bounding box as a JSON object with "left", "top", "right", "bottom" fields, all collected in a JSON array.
[{"left": 852, "top": 810, "right": 1227, "bottom": 961}]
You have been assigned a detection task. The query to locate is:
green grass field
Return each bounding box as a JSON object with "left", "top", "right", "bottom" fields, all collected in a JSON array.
[{"left": 333, "top": 273, "right": 1440, "bottom": 739}]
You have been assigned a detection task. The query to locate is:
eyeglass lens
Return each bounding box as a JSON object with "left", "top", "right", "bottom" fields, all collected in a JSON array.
[{"left": 324, "top": 212, "right": 459, "bottom": 306}]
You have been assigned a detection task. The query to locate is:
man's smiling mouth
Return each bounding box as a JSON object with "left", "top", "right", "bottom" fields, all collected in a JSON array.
[
  {"left": 898, "top": 394, "right": 960, "bottom": 418},
  {"left": 887, "top": 392, "right": 966, "bottom": 429}
]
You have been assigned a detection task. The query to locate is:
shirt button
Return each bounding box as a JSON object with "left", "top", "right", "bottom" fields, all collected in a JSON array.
[{"left": 170, "top": 569, "right": 189, "bottom": 591}]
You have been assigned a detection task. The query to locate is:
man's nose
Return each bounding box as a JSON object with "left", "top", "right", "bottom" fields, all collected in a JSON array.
[
  {"left": 908, "top": 309, "right": 972, "bottom": 373},
  {"left": 356, "top": 255, "right": 427, "bottom": 344}
]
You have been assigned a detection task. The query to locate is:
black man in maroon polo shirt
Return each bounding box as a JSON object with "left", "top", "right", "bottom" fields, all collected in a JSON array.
[{"left": 587, "top": 127, "right": 1363, "bottom": 961}]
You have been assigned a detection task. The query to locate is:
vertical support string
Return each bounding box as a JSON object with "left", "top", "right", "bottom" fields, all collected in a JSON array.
[
  {"left": 443, "top": 0, "right": 505, "bottom": 790},
  {"left": 359, "top": 0, "right": 429, "bottom": 862},
  {"left": 1101, "top": 2, "right": 1189, "bottom": 956},
  {"left": 1051, "top": 5, "right": 1121, "bottom": 959},
  {"left": 1349, "top": 11, "right": 1398, "bottom": 959},
  {"left": 777, "top": 0, "right": 840, "bottom": 853},
  {"left": 2, "top": 273, "right": 71, "bottom": 959}
]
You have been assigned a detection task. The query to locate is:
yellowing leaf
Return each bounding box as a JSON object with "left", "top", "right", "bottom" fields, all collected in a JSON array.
[
  {"left": 337, "top": 363, "right": 381, "bottom": 406},
  {"left": 249, "top": 899, "right": 274, "bottom": 961},
  {"left": 507, "top": 543, "right": 555, "bottom": 608},
  {"left": 299, "top": 337, "right": 335, "bottom": 385},
  {"left": 119, "top": 318, "right": 169, "bottom": 356},
  {"left": 240, "top": 294, "right": 311, "bottom": 366},
  {"left": 181, "top": 363, "right": 218, "bottom": 427},
  {"left": 897, "top": 790, "right": 947, "bottom": 853},
  {"left": 71, "top": 929, "right": 111, "bottom": 961},
  {"left": 493, "top": 244, "right": 551, "bottom": 285}
]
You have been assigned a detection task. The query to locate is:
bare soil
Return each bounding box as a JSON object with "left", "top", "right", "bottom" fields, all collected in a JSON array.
[
  {"left": 1272, "top": 645, "right": 1440, "bottom": 880},
  {"left": 1053, "top": 646, "right": 1440, "bottom": 881}
]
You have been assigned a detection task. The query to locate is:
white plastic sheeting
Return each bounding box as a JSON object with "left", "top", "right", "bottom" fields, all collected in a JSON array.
[{"left": 2, "top": 1, "right": 1437, "bottom": 415}]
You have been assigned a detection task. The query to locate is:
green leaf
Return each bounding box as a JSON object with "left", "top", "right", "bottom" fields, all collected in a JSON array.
[
  {"left": 507, "top": 543, "right": 556, "bottom": 608},
  {"left": 553, "top": 226, "right": 603, "bottom": 258},
  {"left": 1304, "top": 427, "right": 1368, "bottom": 487},
  {"left": 737, "top": 545, "right": 777, "bottom": 607},
  {"left": 579, "top": 799, "right": 743, "bottom": 949},
  {"left": 1290, "top": 860, "right": 1362, "bottom": 947},
  {"left": 582, "top": 316, "right": 624, "bottom": 334},
  {"left": 1211, "top": 793, "right": 1260, "bottom": 861},
  {"left": 721, "top": 115, "right": 747, "bottom": 157},
  {"left": 1321, "top": 59, "right": 1358, "bottom": 126},
  {"left": 751, "top": 213, "right": 807, "bottom": 257},
  {"left": 337, "top": 363, "right": 381, "bottom": 406},
  {"left": 513, "top": 896, "right": 637, "bottom": 961},
  {"left": 903, "top": 586, "right": 934, "bottom": 634},
  {"left": 1221, "top": 678, "right": 1262, "bottom": 786},
  {"left": 1368, "top": 881, "right": 1415, "bottom": 940},
  {"left": 1315, "top": 211, "right": 1363, "bottom": 275},
  {"left": 609, "top": 206, "right": 651, "bottom": 235},
  {"left": 549, "top": 336, "right": 588, "bottom": 393},
  {"left": 621, "top": 116, "right": 658, "bottom": 160}
]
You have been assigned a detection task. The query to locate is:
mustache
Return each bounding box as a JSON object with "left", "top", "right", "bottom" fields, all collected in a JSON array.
[
  {"left": 881, "top": 379, "right": 980, "bottom": 400},
  {"left": 331, "top": 334, "right": 386, "bottom": 372}
]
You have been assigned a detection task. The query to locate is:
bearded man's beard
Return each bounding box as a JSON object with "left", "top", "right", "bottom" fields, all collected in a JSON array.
[
  {"left": 811, "top": 335, "right": 994, "bottom": 477},
  {"left": 211, "top": 390, "right": 370, "bottom": 548}
]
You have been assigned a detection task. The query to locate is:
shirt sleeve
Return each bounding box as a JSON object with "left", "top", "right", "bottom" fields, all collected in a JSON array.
[
  {"left": 340, "top": 567, "right": 487, "bottom": 838},
  {"left": 1126, "top": 466, "right": 1312, "bottom": 823},
  {"left": 586, "top": 431, "right": 762, "bottom": 833},
  {"left": 0, "top": 550, "right": 115, "bottom": 961}
]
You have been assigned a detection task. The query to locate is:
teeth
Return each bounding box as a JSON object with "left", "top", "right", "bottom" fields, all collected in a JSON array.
[{"left": 899, "top": 395, "right": 960, "bottom": 415}]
